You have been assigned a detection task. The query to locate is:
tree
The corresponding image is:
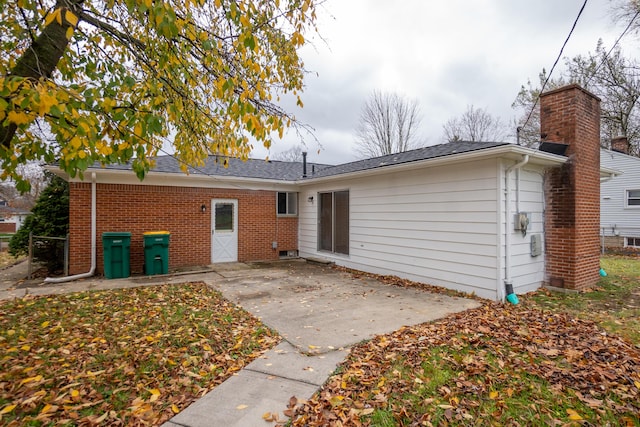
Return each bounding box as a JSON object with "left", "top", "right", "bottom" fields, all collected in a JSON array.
[
  {"left": 9, "top": 173, "right": 69, "bottom": 270},
  {"left": 512, "top": 69, "right": 565, "bottom": 147},
  {"left": 354, "top": 91, "right": 422, "bottom": 158},
  {"left": 513, "top": 41, "right": 640, "bottom": 155},
  {"left": 0, "top": 0, "right": 318, "bottom": 191},
  {"left": 442, "top": 105, "right": 506, "bottom": 143},
  {"left": 272, "top": 144, "right": 304, "bottom": 162}
]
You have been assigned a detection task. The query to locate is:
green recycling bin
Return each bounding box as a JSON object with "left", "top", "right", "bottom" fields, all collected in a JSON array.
[
  {"left": 143, "top": 231, "right": 170, "bottom": 275},
  {"left": 102, "top": 232, "right": 131, "bottom": 279}
]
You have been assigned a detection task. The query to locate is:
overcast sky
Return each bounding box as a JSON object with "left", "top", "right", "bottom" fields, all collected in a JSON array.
[{"left": 251, "top": 0, "right": 636, "bottom": 165}]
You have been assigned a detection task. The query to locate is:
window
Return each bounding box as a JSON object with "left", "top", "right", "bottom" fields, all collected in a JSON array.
[
  {"left": 277, "top": 192, "right": 297, "bottom": 215},
  {"left": 214, "top": 203, "right": 234, "bottom": 231},
  {"left": 318, "top": 190, "right": 349, "bottom": 255},
  {"left": 627, "top": 190, "right": 640, "bottom": 207},
  {"left": 626, "top": 237, "right": 640, "bottom": 248}
]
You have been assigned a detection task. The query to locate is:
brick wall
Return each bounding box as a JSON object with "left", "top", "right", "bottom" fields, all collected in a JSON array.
[
  {"left": 0, "top": 223, "right": 16, "bottom": 233},
  {"left": 69, "top": 183, "right": 298, "bottom": 275},
  {"left": 541, "top": 84, "right": 601, "bottom": 290}
]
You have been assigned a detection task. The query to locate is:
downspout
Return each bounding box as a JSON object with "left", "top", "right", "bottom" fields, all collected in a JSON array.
[
  {"left": 44, "top": 172, "right": 96, "bottom": 283},
  {"left": 504, "top": 155, "right": 529, "bottom": 304}
]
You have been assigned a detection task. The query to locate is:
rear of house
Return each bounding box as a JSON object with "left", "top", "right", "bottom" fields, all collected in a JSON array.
[
  {"left": 52, "top": 84, "right": 607, "bottom": 300},
  {"left": 297, "top": 148, "right": 553, "bottom": 300}
]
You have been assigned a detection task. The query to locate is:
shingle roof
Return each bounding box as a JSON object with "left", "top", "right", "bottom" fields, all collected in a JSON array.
[
  {"left": 99, "top": 156, "right": 332, "bottom": 181},
  {"left": 307, "top": 141, "right": 511, "bottom": 178},
  {"left": 94, "top": 141, "right": 511, "bottom": 181}
]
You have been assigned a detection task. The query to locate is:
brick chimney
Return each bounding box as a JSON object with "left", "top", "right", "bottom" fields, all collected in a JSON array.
[
  {"left": 540, "top": 84, "right": 601, "bottom": 291},
  {"left": 611, "top": 136, "right": 630, "bottom": 154}
]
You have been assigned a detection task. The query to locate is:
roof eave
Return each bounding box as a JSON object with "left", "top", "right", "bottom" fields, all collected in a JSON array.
[
  {"left": 295, "top": 145, "right": 568, "bottom": 185},
  {"left": 45, "top": 164, "right": 299, "bottom": 189}
]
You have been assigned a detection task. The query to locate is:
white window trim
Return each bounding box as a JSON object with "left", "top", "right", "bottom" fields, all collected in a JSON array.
[
  {"left": 625, "top": 236, "right": 640, "bottom": 248},
  {"left": 276, "top": 192, "right": 298, "bottom": 217},
  {"left": 625, "top": 189, "right": 640, "bottom": 208}
]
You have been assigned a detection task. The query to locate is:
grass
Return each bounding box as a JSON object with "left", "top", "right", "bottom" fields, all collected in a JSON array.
[
  {"left": 0, "top": 251, "right": 23, "bottom": 269},
  {"left": 0, "top": 283, "right": 279, "bottom": 426},
  {"left": 528, "top": 255, "right": 640, "bottom": 344},
  {"left": 292, "top": 255, "right": 640, "bottom": 426}
]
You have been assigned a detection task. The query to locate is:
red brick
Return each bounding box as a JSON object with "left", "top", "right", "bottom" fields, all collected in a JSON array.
[
  {"left": 541, "top": 84, "right": 600, "bottom": 291},
  {"left": 69, "top": 184, "right": 298, "bottom": 275}
]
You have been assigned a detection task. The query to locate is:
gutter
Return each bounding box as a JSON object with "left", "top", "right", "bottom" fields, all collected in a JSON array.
[
  {"left": 44, "top": 172, "right": 96, "bottom": 283},
  {"left": 504, "top": 155, "right": 529, "bottom": 304}
]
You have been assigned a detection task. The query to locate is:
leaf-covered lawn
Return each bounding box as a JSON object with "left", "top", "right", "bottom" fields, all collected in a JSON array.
[
  {"left": 0, "top": 282, "right": 279, "bottom": 426},
  {"left": 529, "top": 255, "right": 640, "bottom": 344},
  {"left": 0, "top": 252, "right": 22, "bottom": 269},
  {"left": 292, "top": 257, "right": 640, "bottom": 426}
]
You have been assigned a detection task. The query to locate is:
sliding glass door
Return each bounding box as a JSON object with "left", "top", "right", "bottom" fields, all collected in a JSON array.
[{"left": 318, "top": 190, "right": 349, "bottom": 255}]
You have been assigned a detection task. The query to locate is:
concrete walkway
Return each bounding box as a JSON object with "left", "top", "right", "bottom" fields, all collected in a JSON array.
[{"left": 0, "top": 259, "right": 481, "bottom": 427}]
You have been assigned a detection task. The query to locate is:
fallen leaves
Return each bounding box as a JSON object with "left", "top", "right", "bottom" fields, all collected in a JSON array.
[
  {"left": 291, "top": 302, "right": 640, "bottom": 426},
  {"left": 0, "top": 282, "right": 279, "bottom": 425}
]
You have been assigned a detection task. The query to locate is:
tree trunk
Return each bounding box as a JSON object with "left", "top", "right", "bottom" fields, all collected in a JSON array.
[{"left": 0, "top": 0, "right": 84, "bottom": 148}]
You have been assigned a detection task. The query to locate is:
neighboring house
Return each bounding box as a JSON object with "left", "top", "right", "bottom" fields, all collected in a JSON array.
[
  {"left": 0, "top": 203, "right": 30, "bottom": 233},
  {"left": 600, "top": 137, "right": 640, "bottom": 249},
  {"left": 48, "top": 84, "right": 612, "bottom": 300}
]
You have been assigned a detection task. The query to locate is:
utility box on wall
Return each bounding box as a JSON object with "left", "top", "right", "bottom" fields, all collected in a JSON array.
[{"left": 531, "top": 234, "right": 542, "bottom": 257}]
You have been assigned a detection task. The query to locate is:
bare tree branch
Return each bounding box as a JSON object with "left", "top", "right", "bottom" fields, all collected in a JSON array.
[
  {"left": 354, "top": 90, "right": 423, "bottom": 158},
  {"left": 442, "top": 105, "right": 506, "bottom": 143}
]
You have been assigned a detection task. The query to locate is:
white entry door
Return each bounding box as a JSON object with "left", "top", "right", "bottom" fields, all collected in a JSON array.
[{"left": 211, "top": 199, "right": 238, "bottom": 263}]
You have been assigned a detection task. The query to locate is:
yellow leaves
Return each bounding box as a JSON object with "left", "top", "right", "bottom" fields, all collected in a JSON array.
[
  {"left": 37, "top": 90, "right": 58, "bottom": 116},
  {"left": 171, "top": 404, "right": 180, "bottom": 413},
  {"left": 489, "top": 390, "right": 499, "bottom": 400},
  {"left": 40, "top": 404, "right": 58, "bottom": 415},
  {"left": 291, "top": 31, "right": 305, "bottom": 46},
  {"left": 148, "top": 388, "right": 161, "bottom": 402},
  {"left": 7, "top": 111, "right": 31, "bottom": 125},
  {"left": 44, "top": 8, "right": 62, "bottom": 27},
  {"left": 65, "top": 10, "right": 78, "bottom": 27},
  {"left": 236, "top": 404, "right": 248, "bottom": 410},
  {"left": 566, "top": 408, "right": 583, "bottom": 420},
  {"left": 70, "top": 136, "right": 82, "bottom": 150},
  {"left": 19, "top": 375, "right": 43, "bottom": 387},
  {"left": 0, "top": 404, "right": 16, "bottom": 415}
]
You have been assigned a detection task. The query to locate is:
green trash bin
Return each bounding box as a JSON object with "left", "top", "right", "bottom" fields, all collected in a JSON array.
[
  {"left": 143, "top": 231, "right": 170, "bottom": 275},
  {"left": 102, "top": 232, "right": 131, "bottom": 279}
]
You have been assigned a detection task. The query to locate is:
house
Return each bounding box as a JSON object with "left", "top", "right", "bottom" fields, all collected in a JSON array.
[
  {"left": 0, "top": 199, "right": 30, "bottom": 233},
  {"left": 600, "top": 137, "right": 640, "bottom": 249},
  {"left": 48, "top": 84, "right": 613, "bottom": 300}
]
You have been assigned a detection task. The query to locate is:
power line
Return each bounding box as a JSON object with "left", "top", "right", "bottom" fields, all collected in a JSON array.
[
  {"left": 584, "top": 8, "right": 640, "bottom": 87},
  {"left": 521, "top": 0, "right": 588, "bottom": 134}
]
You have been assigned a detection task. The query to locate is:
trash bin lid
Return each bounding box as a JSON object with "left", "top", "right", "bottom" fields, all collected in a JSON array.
[{"left": 103, "top": 232, "right": 132, "bottom": 237}]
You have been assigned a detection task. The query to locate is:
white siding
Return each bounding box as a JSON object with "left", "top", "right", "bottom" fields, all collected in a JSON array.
[
  {"left": 298, "top": 157, "right": 548, "bottom": 301},
  {"left": 299, "top": 158, "right": 502, "bottom": 300},
  {"left": 601, "top": 149, "right": 640, "bottom": 239},
  {"left": 503, "top": 166, "right": 546, "bottom": 295}
]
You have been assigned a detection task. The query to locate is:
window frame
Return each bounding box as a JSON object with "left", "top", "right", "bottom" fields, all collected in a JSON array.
[
  {"left": 317, "top": 189, "right": 350, "bottom": 256},
  {"left": 276, "top": 192, "right": 298, "bottom": 216},
  {"left": 626, "top": 189, "right": 640, "bottom": 208},
  {"left": 626, "top": 237, "right": 640, "bottom": 248}
]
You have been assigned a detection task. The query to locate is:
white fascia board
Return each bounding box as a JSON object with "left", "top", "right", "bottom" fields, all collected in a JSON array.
[
  {"left": 45, "top": 165, "right": 299, "bottom": 192},
  {"left": 295, "top": 145, "right": 568, "bottom": 186},
  {"left": 600, "top": 165, "right": 622, "bottom": 178}
]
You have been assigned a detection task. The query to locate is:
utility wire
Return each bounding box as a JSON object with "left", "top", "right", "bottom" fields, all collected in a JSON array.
[
  {"left": 521, "top": 0, "right": 588, "bottom": 134},
  {"left": 584, "top": 8, "right": 640, "bottom": 87}
]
